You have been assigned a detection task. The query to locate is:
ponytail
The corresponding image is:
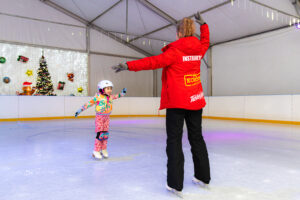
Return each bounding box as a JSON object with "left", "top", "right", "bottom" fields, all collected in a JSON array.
[{"left": 176, "top": 18, "right": 196, "bottom": 38}]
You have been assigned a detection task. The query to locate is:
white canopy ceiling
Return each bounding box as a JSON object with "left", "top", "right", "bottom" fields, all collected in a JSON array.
[{"left": 43, "top": 0, "right": 300, "bottom": 55}]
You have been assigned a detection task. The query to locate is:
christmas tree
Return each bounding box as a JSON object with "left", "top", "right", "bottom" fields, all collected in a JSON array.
[{"left": 34, "top": 55, "right": 56, "bottom": 96}]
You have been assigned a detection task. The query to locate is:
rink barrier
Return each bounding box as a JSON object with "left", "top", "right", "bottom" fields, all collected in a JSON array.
[
  {"left": 202, "top": 116, "right": 300, "bottom": 125},
  {"left": 2, "top": 95, "right": 300, "bottom": 125},
  {"left": 2, "top": 115, "right": 300, "bottom": 125},
  {"left": 0, "top": 115, "right": 166, "bottom": 122}
]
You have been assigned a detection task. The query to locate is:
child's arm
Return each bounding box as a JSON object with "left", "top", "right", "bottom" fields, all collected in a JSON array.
[
  {"left": 75, "top": 96, "right": 97, "bottom": 117},
  {"left": 111, "top": 88, "right": 127, "bottom": 100}
]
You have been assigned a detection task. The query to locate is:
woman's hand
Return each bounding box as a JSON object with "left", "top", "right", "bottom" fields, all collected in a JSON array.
[
  {"left": 112, "top": 63, "right": 128, "bottom": 73},
  {"left": 194, "top": 12, "right": 206, "bottom": 25}
]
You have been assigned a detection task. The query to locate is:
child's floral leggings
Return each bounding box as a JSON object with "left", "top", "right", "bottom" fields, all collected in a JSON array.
[{"left": 94, "top": 114, "right": 110, "bottom": 151}]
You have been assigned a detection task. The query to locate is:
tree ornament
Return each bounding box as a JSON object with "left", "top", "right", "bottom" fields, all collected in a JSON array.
[
  {"left": 0, "top": 57, "right": 6, "bottom": 64},
  {"left": 3, "top": 77, "right": 10, "bottom": 83},
  {"left": 17, "top": 55, "right": 29, "bottom": 63},
  {"left": 26, "top": 70, "right": 33, "bottom": 76},
  {"left": 77, "top": 87, "right": 83, "bottom": 93},
  {"left": 57, "top": 81, "right": 65, "bottom": 90},
  {"left": 67, "top": 73, "right": 74, "bottom": 82}
]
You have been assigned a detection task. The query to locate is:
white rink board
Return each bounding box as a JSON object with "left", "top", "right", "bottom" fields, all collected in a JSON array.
[
  {"left": 1, "top": 95, "right": 300, "bottom": 122},
  {"left": 208, "top": 96, "right": 245, "bottom": 118}
]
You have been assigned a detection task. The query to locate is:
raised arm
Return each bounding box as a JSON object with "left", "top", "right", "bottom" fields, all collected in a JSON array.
[
  {"left": 195, "top": 11, "right": 210, "bottom": 55},
  {"left": 75, "top": 96, "right": 97, "bottom": 117},
  {"left": 112, "top": 48, "right": 178, "bottom": 73},
  {"left": 111, "top": 88, "right": 127, "bottom": 100}
]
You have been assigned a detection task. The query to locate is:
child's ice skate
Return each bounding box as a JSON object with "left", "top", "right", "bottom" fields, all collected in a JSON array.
[
  {"left": 166, "top": 184, "right": 183, "bottom": 198},
  {"left": 92, "top": 151, "right": 102, "bottom": 160},
  {"left": 192, "top": 177, "right": 210, "bottom": 190},
  {"left": 101, "top": 149, "right": 109, "bottom": 158}
]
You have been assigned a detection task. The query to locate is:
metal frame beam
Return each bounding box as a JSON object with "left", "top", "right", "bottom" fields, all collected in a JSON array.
[
  {"left": 40, "top": 0, "right": 152, "bottom": 57},
  {"left": 88, "top": 0, "right": 123, "bottom": 25},
  {"left": 250, "top": 0, "right": 300, "bottom": 19},
  {"left": 138, "top": 0, "right": 200, "bottom": 38},
  {"left": 138, "top": 0, "right": 177, "bottom": 25},
  {"left": 0, "top": 11, "right": 85, "bottom": 28},
  {"left": 130, "top": 0, "right": 234, "bottom": 42},
  {"left": 211, "top": 24, "right": 292, "bottom": 46},
  {"left": 212, "top": 0, "right": 300, "bottom": 46}
]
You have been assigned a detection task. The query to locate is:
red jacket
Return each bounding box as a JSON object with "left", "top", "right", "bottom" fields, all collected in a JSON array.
[{"left": 127, "top": 24, "right": 210, "bottom": 110}]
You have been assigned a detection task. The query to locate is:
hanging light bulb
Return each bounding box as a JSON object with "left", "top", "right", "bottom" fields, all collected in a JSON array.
[
  {"left": 266, "top": 11, "right": 269, "bottom": 18},
  {"left": 293, "top": 18, "right": 296, "bottom": 24},
  {"left": 271, "top": 11, "right": 274, "bottom": 21},
  {"left": 231, "top": 0, "right": 234, "bottom": 6},
  {"left": 142, "top": 41, "right": 146, "bottom": 45},
  {"left": 289, "top": 17, "right": 292, "bottom": 26},
  {"left": 148, "top": 40, "right": 151, "bottom": 46},
  {"left": 126, "top": 36, "right": 129, "bottom": 42}
]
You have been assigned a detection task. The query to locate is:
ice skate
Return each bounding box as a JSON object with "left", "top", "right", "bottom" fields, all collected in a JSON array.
[
  {"left": 192, "top": 177, "right": 210, "bottom": 190},
  {"left": 92, "top": 151, "right": 102, "bottom": 160},
  {"left": 101, "top": 149, "right": 109, "bottom": 158},
  {"left": 166, "top": 184, "right": 183, "bottom": 198}
]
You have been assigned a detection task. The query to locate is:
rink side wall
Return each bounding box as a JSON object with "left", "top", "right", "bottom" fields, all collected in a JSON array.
[{"left": 2, "top": 95, "right": 300, "bottom": 125}]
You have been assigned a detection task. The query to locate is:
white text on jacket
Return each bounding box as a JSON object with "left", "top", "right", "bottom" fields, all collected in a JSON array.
[
  {"left": 183, "top": 55, "right": 202, "bottom": 62},
  {"left": 190, "top": 92, "right": 204, "bottom": 103}
]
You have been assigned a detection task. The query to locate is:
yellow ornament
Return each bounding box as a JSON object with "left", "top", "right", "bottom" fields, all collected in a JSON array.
[
  {"left": 77, "top": 87, "right": 83, "bottom": 93},
  {"left": 26, "top": 70, "right": 33, "bottom": 76}
]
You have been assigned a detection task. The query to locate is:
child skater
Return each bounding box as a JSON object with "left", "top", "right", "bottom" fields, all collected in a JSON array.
[{"left": 75, "top": 80, "right": 126, "bottom": 160}]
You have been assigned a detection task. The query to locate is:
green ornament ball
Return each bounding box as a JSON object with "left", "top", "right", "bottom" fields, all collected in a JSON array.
[{"left": 0, "top": 57, "right": 6, "bottom": 64}]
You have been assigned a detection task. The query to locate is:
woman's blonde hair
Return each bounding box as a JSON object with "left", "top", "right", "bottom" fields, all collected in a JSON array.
[{"left": 176, "top": 17, "right": 195, "bottom": 38}]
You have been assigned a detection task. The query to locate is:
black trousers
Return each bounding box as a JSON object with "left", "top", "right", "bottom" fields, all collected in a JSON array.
[{"left": 166, "top": 108, "right": 210, "bottom": 191}]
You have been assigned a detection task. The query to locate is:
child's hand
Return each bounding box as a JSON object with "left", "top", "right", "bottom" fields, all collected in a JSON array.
[{"left": 75, "top": 109, "right": 82, "bottom": 117}]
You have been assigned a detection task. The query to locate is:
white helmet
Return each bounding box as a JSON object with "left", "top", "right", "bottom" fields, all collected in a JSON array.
[{"left": 97, "top": 80, "right": 113, "bottom": 90}]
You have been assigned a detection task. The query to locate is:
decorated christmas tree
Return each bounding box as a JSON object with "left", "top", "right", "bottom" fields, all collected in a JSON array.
[{"left": 34, "top": 55, "right": 56, "bottom": 96}]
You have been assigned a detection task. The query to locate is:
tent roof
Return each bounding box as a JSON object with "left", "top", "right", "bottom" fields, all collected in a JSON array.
[{"left": 43, "top": 0, "right": 300, "bottom": 55}]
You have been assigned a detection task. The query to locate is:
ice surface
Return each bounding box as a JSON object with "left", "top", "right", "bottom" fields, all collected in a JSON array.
[{"left": 1, "top": 118, "right": 300, "bottom": 200}]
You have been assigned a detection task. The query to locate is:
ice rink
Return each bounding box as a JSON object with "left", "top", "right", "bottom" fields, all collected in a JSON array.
[{"left": 1, "top": 117, "right": 300, "bottom": 200}]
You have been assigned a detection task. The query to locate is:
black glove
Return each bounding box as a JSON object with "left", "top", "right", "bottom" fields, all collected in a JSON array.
[
  {"left": 75, "top": 112, "right": 79, "bottom": 117},
  {"left": 112, "top": 63, "right": 128, "bottom": 73},
  {"left": 194, "top": 11, "right": 205, "bottom": 25}
]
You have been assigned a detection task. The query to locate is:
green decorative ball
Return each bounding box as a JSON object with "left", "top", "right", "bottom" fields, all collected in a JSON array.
[{"left": 0, "top": 57, "right": 6, "bottom": 64}]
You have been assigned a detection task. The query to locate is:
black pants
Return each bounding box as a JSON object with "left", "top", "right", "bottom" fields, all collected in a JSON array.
[{"left": 166, "top": 108, "right": 210, "bottom": 191}]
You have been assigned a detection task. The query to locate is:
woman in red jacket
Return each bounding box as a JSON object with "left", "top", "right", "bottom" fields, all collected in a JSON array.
[{"left": 112, "top": 12, "right": 210, "bottom": 195}]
